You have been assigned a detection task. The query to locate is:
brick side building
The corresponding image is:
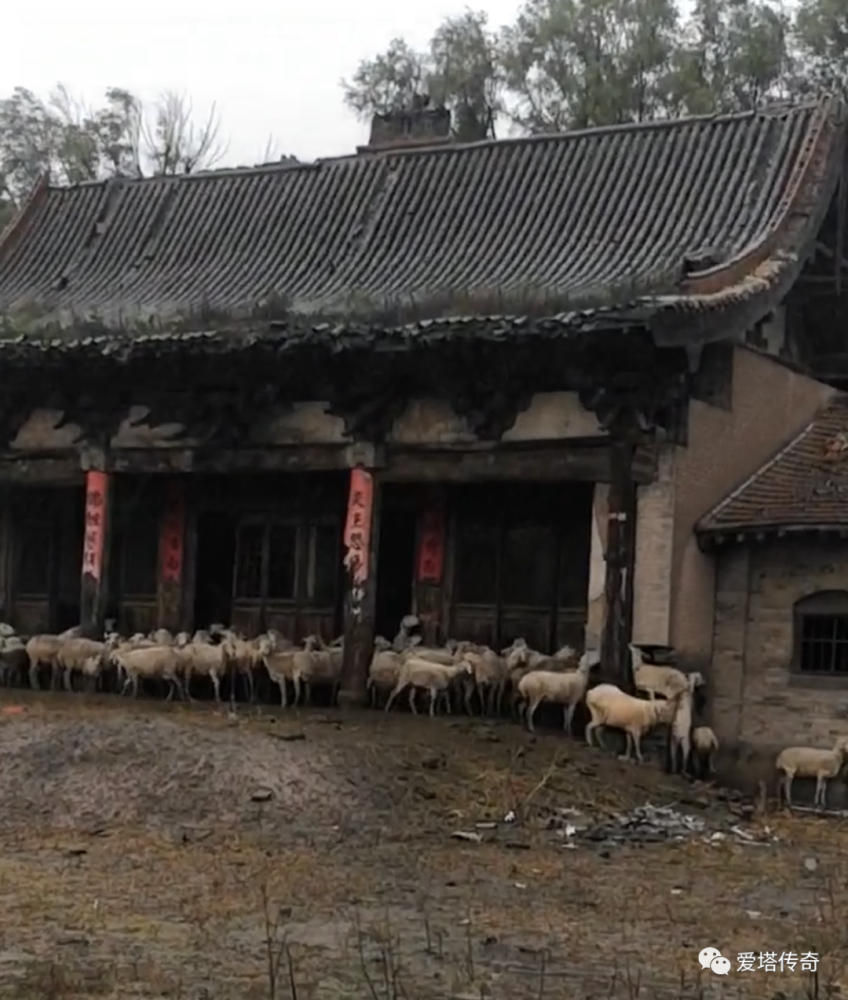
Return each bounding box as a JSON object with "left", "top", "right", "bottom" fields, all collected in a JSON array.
[{"left": 697, "top": 395, "right": 848, "bottom": 792}]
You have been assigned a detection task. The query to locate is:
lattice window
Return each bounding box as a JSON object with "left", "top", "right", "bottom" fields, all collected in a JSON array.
[{"left": 795, "top": 591, "right": 848, "bottom": 675}]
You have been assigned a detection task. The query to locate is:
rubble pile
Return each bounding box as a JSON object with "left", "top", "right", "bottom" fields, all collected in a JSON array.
[{"left": 581, "top": 803, "right": 705, "bottom": 845}]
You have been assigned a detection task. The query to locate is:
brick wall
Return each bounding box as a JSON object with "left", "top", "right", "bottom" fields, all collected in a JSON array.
[
  {"left": 712, "top": 538, "right": 848, "bottom": 752},
  {"left": 669, "top": 346, "right": 835, "bottom": 665}
]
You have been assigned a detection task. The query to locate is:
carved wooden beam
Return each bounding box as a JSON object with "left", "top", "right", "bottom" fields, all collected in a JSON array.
[{"left": 436, "top": 355, "right": 535, "bottom": 440}]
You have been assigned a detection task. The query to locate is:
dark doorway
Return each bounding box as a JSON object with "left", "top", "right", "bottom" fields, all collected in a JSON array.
[
  {"left": 374, "top": 507, "right": 417, "bottom": 641},
  {"left": 193, "top": 511, "right": 237, "bottom": 629}
]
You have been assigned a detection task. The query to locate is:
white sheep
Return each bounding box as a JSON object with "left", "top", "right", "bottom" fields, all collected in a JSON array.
[
  {"left": 504, "top": 641, "right": 577, "bottom": 716},
  {"left": 221, "top": 631, "right": 264, "bottom": 703},
  {"left": 691, "top": 726, "right": 719, "bottom": 778},
  {"left": 176, "top": 640, "right": 227, "bottom": 703},
  {"left": 263, "top": 647, "right": 299, "bottom": 707},
  {"left": 291, "top": 635, "right": 343, "bottom": 706},
  {"left": 0, "top": 636, "right": 27, "bottom": 687},
  {"left": 629, "top": 643, "right": 703, "bottom": 701},
  {"left": 26, "top": 634, "right": 69, "bottom": 690},
  {"left": 517, "top": 650, "right": 599, "bottom": 734},
  {"left": 149, "top": 628, "right": 175, "bottom": 646},
  {"left": 57, "top": 637, "right": 116, "bottom": 693},
  {"left": 384, "top": 658, "right": 473, "bottom": 717},
  {"left": 585, "top": 683, "right": 682, "bottom": 763},
  {"left": 114, "top": 645, "right": 186, "bottom": 701},
  {"left": 367, "top": 646, "right": 406, "bottom": 709},
  {"left": 776, "top": 736, "right": 848, "bottom": 808},
  {"left": 668, "top": 674, "right": 701, "bottom": 775}
]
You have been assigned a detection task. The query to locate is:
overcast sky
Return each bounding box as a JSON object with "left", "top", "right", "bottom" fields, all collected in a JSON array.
[{"left": 1, "top": 0, "right": 523, "bottom": 167}]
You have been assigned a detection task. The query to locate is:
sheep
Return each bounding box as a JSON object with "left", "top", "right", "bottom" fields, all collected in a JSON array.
[
  {"left": 57, "top": 637, "right": 116, "bottom": 693},
  {"left": 367, "top": 645, "right": 406, "bottom": 709},
  {"left": 454, "top": 643, "right": 508, "bottom": 716},
  {"left": 691, "top": 726, "right": 719, "bottom": 779},
  {"left": 177, "top": 640, "right": 227, "bottom": 703},
  {"left": 26, "top": 634, "right": 67, "bottom": 690},
  {"left": 504, "top": 642, "right": 577, "bottom": 717},
  {"left": 384, "top": 657, "right": 474, "bottom": 717},
  {"left": 585, "top": 683, "right": 682, "bottom": 763},
  {"left": 221, "top": 631, "right": 264, "bottom": 702},
  {"left": 114, "top": 645, "right": 186, "bottom": 701},
  {"left": 149, "top": 628, "right": 175, "bottom": 646},
  {"left": 291, "top": 635, "right": 344, "bottom": 706},
  {"left": 629, "top": 643, "right": 703, "bottom": 701},
  {"left": 775, "top": 736, "right": 848, "bottom": 809},
  {"left": 517, "top": 650, "right": 600, "bottom": 734},
  {"left": 0, "top": 636, "right": 27, "bottom": 687},
  {"left": 263, "top": 640, "right": 300, "bottom": 708},
  {"left": 668, "top": 674, "right": 701, "bottom": 775}
]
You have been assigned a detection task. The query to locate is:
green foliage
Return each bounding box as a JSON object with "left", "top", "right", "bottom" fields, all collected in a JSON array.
[
  {"left": 0, "top": 85, "right": 226, "bottom": 205},
  {"left": 341, "top": 0, "right": 846, "bottom": 135}
]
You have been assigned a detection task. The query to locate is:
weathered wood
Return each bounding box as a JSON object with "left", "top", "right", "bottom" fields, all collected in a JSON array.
[
  {"left": 80, "top": 471, "right": 112, "bottom": 636},
  {"left": 157, "top": 479, "right": 187, "bottom": 632},
  {"left": 382, "top": 445, "right": 624, "bottom": 483},
  {"left": 600, "top": 440, "right": 637, "bottom": 688},
  {"left": 0, "top": 457, "right": 83, "bottom": 485},
  {"left": 339, "top": 469, "right": 381, "bottom": 705}
]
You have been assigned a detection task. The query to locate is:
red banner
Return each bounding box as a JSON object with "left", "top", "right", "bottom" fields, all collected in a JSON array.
[
  {"left": 343, "top": 468, "right": 373, "bottom": 585},
  {"left": 417, "top": 505, "right": 445, "bottom": 584},
  {"left": 82, "top": 471, "right": 109, "bottom": 582},
  {"left": 159, "top": 480, "right": 186, "bottom": 585}
]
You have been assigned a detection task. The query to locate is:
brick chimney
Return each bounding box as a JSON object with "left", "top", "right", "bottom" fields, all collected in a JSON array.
[{"left": 358, "top": 94, "right": 452, "bottom": 154}]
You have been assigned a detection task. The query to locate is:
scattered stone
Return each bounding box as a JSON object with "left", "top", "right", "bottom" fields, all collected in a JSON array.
[
  {"left": 65, "top": 846, "right": 87, "bottom": 857},
  {"left": 421, "top": 754, "right": 444, "bottom": 770},
  {"left": 250, "top": 788, "right": 273, "bottom": 803},
  {"left": 804, "top": 857, "right": 819, "bottom": 872},
  {"left": 475, "top": 821, "right": 497, "bottom": 830},
  {"left": 270, "top": 731, "right": 306, "bottom": 742},
  {"left": 504, "top": 840, "right": 531, "bottom": 850},
  {"left": 451, "top": 830, "right": 483, "bottom": 843}
]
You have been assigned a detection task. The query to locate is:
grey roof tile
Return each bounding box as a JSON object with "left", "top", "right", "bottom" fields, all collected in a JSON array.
[{"left": 0, "top": 97, "right": 842, "bottom": 344}]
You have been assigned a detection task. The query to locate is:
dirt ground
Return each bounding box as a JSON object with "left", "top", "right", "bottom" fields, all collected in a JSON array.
[{"left": 0, "top": 694, "right": 845, "bottom": 1000}]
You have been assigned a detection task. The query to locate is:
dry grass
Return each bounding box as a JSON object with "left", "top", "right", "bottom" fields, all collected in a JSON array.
[{"left": 0, "top": 694, "right": 846, "bottom": 998}]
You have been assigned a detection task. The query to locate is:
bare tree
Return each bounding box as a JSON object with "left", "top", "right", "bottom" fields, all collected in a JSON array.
[{"left": 142, "top": 90, "right": 228, "bottom": 175}]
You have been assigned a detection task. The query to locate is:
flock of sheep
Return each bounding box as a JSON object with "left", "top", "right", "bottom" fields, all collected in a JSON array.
[
  {"left": 0, "top": 615, "right": 843, "bottom": 806},
  {"left": 0, "top": 616, "right": 718, "bottom": 779}
]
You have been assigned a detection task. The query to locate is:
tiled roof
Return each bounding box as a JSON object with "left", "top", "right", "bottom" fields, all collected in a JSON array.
[
  {"left": 0, "top": 97, "right": 843, "bottom": 345},
  {"left": 697, "top": 394, "right": 848, "bottom": 537}
]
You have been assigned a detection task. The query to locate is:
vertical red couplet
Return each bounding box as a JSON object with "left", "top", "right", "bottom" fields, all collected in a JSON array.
[{"left": 82, "top": 471, "right": 109, "bottom": 583}]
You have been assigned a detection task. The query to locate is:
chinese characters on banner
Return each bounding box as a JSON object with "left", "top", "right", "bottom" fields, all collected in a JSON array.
[
  {"left": 343, "top": 469, "right": 373, "bottom": 587},
  {"left": 159, "top": 481, "right": 186, "bottom": 585},
  {"left": 82, "top": 471, "right": 109, "bottom": 582},
  {"left": 416, "top": 505, "right": 445, "bottom": 584}
]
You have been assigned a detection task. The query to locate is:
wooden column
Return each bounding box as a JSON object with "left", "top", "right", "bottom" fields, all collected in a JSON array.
[
  {"left": 157, "top": 479, "right": 187, "bottom": 632},
  {"left": 80, "top": 471, "right": 112, "bottom": 636},
  {"left": 339, "top": 467, "right": 381, "bottom": 706},
  {"left": 600, "top": 438, "right": 637, "bottom": 688},
  {"left": 414, "top": 491, "right": 447, "bottom": 646}
]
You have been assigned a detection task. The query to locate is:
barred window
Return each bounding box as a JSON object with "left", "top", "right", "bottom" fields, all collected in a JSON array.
[{"left": 795, "top": 591, "right": 848, "bottom": 675}]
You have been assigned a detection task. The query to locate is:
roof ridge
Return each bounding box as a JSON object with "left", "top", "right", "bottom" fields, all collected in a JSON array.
[{"left": 46, "top": 95, "right": 839, "bottom": 193}]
